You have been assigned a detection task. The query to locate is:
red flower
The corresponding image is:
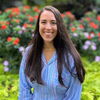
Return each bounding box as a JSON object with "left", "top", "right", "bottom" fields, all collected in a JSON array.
[
  {"left": 61, "top": 14, "right": 65, "bottom": 18},
  {"left": 34, "top": 15, "right": 38, "bottom": 19},
  {"left": 6, "top": 22, "right": 10, "bottom": 25},
  {"left": 66, "top": 11, "right": 75, "bottom": 20},
  {"left": 7, "top": 37, "right": 12, "bottom": 42},
  {"left": 29, "top": 17, "right": 34, "bottom": 22},
  {"left": 13, "top": 38, "right": 20, "bottom": 45},
  {"left": 66, "top": 11, "right": 72, "bottom": 15},
  {"left": 89, "top": 22, "right": 99, "bottom": 29},
  {"left": 12, "top": 8, "right": 20, "bottom": 13},
  {"left": 15, "top": 19, "right": 20, "bottom": 23},
  {"left": 12, "top": 19, "right": 20, "bottom": 23},
  {"left": 23, "top": 23, "right": 32, "bottom": 28},
  {"left": 97, "top": 15, "right": 100, "bottom": 21},
  {"left": 98, "top": 32, "right": 100, "bottom": 37},
  {"left": 33, "top": 7, "right": 40, "bottom": 13},
  {"left": 87, "top": 35, "right": 92, "bottom": 39},
  {"left": 79, "top": 24, "right": 84, "bottom": 29},
  {"left": 85, "top": 17, "right": 91, "bottom": 21},
  {"left": 10, "top": 8, "right": 20, "bottom": 16},
  {"left": 24, "top": 5, "right": 30, "bottom": 9},
  {"left": 71, "top": 27, "right": 76, "bottom": 32},
  {"left": 1, "top": 25, "right": 7, "bottom": 30},
  {"left": 23, "top": 23, "right": 28, "bottom": 28}
]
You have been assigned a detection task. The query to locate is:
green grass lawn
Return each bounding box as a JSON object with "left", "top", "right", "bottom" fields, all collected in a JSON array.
[{"left": 0, "top": 58, "right": 100, "bottom": 100}]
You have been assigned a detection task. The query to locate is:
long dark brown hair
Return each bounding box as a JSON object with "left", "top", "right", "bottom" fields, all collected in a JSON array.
[{"left": 25, "top": 6, "right": 85, "bottom": 86}]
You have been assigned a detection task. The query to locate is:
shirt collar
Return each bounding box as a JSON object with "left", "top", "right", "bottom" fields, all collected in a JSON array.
[{"left": 41, "top": 51, "right": 57, "bottom": 65}]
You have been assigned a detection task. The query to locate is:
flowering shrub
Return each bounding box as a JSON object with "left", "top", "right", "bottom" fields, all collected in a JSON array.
[
  {"left": 61, "top": 11, "right": 75, "bottom": 29},
  {"left": 0, "top": 6, "right": 100, "bottom": 72},
  {"left": 68, "top": 10, "right": 100, "bottom": 61},
  {"left": 0, "top": 6, "right": 40, "bottom": 71}
]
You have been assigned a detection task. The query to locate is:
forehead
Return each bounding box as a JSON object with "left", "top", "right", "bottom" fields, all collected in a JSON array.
[{"left": 40, "top": 10, "right": 56, "bottom": 20}]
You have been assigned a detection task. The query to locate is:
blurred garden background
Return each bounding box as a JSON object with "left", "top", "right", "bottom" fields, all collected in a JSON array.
[{"left": 0, "top": 0, "right": 100, "bottom": 100}]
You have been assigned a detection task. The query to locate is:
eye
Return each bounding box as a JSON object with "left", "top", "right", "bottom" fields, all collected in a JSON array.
[
  {"left": 41, "top": 21, "right": 46, "bottom": 24},
  {"left": 51, "top": 21, "right": 57, "bottom": 25}
]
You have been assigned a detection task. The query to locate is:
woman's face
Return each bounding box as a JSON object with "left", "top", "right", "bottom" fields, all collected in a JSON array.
[{"left": 39, "top": 10, "right": 57, "bottom": 44}]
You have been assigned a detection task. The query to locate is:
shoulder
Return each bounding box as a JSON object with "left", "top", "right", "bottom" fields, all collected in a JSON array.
[
  {"left": 19, "top": 45, "right": 33, "bottom": 73},
  {"left": 20, "top": 45, "right": 33, "bottom": 67},
  {"left": 23, "top": 45, "right": 33, "bottom": 57},
  {"left": 25, "top": 44, "right": 33, "bottom": 53}
]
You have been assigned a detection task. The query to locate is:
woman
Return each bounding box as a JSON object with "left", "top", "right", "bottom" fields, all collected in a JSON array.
[{"left": 19, "top": 6, "right": 85, "bottom": 100}]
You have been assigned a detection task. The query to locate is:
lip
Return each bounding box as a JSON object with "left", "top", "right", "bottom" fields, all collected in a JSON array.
[
  {"left": 45, "top": 34, "right": 51, "bottom": 38},
  {"left": 44, "top": 32, "right": 52, "bottom": 36},
  {"left": 44, "top": 32, "right": 52, "bottom": 34}
]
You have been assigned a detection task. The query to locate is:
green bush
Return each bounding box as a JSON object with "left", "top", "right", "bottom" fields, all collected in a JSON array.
[
  {"left": 0, "top": 64, "right": 18, "bottom": 100},
  {"left": 81, "top": 58, "right": 100, "bottom": 100},
  {"left": 0, "top": 6, "right": 40, "bottom": 71},
  {"left": 68, "top": 11, "right": 100, "bottom": 61}
]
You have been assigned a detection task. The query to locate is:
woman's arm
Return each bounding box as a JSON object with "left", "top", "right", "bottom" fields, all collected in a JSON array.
[
  {"left": 18, "top": 46, "right": 33, "bottom": 100},
  {"left": 62, "top": 54, "right": 82, "bottom": 100},
  {"left": 63, "top": 75, "right": 82, "bottom": 100}
]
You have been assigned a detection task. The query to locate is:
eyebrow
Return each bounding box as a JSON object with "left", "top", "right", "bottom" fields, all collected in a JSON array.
[{"left": 40, "top": 19, "right": 56, "bottom": 21}]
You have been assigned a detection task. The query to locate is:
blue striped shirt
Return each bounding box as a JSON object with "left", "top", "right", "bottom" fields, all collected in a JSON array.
[{"left": 18, "top": 46, "right": 82, "bottom": 100}]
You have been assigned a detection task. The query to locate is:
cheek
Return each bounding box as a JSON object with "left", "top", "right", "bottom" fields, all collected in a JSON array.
[
  {"left": 39, "top": 24, "right": 44, "bottom": 32},
  {"left": 39, "top": 25, "right": 43, "bottom": 34}
]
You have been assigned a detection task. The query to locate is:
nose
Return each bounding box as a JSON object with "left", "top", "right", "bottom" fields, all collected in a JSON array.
[{"left": 45, "top": 23, "right": 52, "bottom": 29}]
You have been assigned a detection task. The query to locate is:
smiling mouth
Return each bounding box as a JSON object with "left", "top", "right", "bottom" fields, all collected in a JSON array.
[
  {"left": 45, "top": 32, "right": 52, "bottom": 34},
  {"left": 45, "top": 35, "right": 51, "bottom": 38}
]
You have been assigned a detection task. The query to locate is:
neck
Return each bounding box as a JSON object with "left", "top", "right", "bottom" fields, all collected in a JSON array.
[{"left": 43, "top": 42, "right": 55, "bottom": 50}]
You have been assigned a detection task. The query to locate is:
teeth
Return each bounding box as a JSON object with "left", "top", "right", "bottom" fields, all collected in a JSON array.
[{"left": 45, "top": 32, "right": 51, "bottom": 34}]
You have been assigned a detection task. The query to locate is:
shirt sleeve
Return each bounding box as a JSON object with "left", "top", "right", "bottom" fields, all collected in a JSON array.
[
  {"left": 62, "top": 54, "right": 82, "bottom": 100},
  {"left": 18, "top": 46, "right": 33, "bottom": 100}
]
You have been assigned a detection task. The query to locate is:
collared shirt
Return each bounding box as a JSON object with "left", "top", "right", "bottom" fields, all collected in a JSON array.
[{"left": 18, "top": 46, "right": 82, "bottom": 100}]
